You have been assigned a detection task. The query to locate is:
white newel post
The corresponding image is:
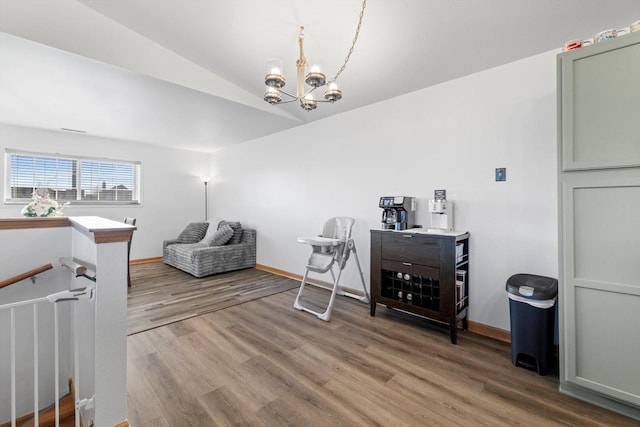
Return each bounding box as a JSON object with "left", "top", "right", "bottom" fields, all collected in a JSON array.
[
  {"left": 70, "top": 217, "right": 134, "bottom": 427},
  {"left": 94, "top": 240, "right": 128, "bottom": 426}
]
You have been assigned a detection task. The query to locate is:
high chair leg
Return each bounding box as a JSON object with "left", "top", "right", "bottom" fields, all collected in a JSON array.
[
  {"left": 293, "top": 268, "right": 311, "bottom": 312},
  {"left": 294, "top": 265, "right": 344, "bottom": 322}
]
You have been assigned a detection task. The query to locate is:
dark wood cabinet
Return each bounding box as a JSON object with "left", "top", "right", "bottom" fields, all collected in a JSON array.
[{"left": 370, "top": 229, "right": 470, "bottom": 344}]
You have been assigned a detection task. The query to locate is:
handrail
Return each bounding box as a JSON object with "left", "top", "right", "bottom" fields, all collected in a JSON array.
[{"left": 0, "top": 263, "right": 53, "bottom": 290}]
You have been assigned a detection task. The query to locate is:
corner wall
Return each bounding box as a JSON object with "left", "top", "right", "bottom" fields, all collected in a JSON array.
[
  {"left": 0, "top": 124, "right": 212, "bottom": 259},
  {"left": 209, "top": 50, "right": 559, "bottom": 331}
]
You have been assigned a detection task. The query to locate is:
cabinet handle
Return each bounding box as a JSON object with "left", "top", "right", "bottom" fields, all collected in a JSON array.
[
  {"left": 402, "top": 262, "right": 413, "bottom": 266},
  {"left": 403, "top": 235, "right": 413, "bottom": 238}
]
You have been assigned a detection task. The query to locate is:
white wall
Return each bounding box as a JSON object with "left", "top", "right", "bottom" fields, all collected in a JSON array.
[
  {"left": 209, "top": 50, "right": 559, "bottom": 331},
  {"left": 0, "top": 124, "right": 212, "bottom": 259}
]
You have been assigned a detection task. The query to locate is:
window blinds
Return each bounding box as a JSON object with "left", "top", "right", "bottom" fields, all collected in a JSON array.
[{"left": 5, "top": 150, "right": 140, "bottom": 204}]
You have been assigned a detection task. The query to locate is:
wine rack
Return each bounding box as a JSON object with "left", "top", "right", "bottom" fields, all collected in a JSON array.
[{"left": 381, "top": 269, "right": 440, "bottom": 311}]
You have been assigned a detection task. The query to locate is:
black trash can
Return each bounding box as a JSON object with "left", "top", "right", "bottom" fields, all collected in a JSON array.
[{"left": 506, "top": 274, "right": 558, "bottom": 375}]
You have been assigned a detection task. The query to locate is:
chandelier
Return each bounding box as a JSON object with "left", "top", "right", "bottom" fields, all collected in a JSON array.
[{"left": 263, "top": 0, "right": 367, "bottom": 111}]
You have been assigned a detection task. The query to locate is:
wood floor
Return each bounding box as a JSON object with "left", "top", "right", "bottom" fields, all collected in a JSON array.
[
  {"left": 127, "top": 267, "right": 636, "bottom": 427},
  {"left": 128, "top": 263, "right": 299, "bottom": 335}
]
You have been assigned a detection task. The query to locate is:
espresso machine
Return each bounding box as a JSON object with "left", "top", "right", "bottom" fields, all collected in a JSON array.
[{"left": 379, "top": 196, "right": 415, "bottom": 230}]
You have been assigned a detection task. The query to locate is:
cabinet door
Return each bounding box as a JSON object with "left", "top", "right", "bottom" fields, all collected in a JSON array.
[
  {"left": 560, "top": 172, "right": 640, "bottom": 406},
  {"left": 559, "top": 33, "right": 640, "bottom": 171}
]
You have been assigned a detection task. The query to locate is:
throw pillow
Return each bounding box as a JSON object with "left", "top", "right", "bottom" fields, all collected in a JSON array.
[
  {"left": 207, "top": 217, "right": 223, "bottom": 230},
  {"left": 219, "top": 220, "right": 242, "bottom": 245},
  {"left": 200, "top": 224, "right": 234, "bottom": 246},
  {"left": 176, "top": 222, "right": 209, "bottom": 243},
  {"left": 199, "top": 221, "right": 219, "bottom": 244}
]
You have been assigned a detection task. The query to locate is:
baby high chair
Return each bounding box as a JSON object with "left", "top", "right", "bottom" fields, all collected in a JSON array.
[{"left": 293, "top": 217, "right": 369, "bottom": 321}]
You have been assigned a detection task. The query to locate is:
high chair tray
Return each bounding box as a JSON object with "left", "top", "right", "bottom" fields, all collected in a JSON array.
[{"left": 297, "top": 236, "right": 342, "bottom": 246}]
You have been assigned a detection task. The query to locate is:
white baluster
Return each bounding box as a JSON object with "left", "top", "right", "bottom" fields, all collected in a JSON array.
[
  {"left": 11, "top": 307, "right": 16, "bottom": 427},
  {"left": 34, "top": 304, "right": 39, "bottom": 426},
  {"left": 54, "top": 303, "right": 60, "bottom": 427}
]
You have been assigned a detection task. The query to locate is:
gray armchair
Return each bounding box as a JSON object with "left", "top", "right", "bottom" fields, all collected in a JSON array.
[{"left": 163, "top": 222, "right": 256, "bottom": 278}]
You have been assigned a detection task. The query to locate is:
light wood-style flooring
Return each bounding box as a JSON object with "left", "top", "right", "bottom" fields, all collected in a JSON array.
[
  {"left": 128, "top": 263, "right": 299, "bottom": 335},
  {"left": 127, "top": 267, "right": 636, "bottom": 426}
]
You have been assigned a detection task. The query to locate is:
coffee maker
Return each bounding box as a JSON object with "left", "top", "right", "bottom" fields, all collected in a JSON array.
[{"left": 379, "top": 196, "right": 415, "bottom": 230}]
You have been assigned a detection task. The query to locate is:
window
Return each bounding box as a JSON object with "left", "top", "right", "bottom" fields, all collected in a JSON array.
[{"left": 5, "top": 149, "right": 141, "bottom": 204}]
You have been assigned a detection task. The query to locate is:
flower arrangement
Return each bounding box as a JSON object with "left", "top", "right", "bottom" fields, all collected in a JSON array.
[{"left": 21, "top": 188, "right": 69, "bottom": 217}]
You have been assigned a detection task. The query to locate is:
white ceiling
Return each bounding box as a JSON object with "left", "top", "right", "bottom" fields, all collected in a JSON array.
[{"left": 0, "top": 0, "right": 638, "bottom": 152}]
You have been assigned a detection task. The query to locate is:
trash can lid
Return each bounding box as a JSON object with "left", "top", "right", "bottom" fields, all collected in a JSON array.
[{"left": 506, "top": 273, "right": 558, "bottom": 300}]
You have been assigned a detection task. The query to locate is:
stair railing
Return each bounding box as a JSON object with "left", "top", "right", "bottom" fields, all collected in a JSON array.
[
  {"left": 0, "top": 263, "right": 53, "bottom": 290},
  {"left": 0, "top": 276, "right": 95, "bottom": 427}
]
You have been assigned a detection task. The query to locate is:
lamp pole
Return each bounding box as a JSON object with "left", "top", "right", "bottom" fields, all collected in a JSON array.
[{"left": 201, "top": 177, "right": 210, "bottom": 221}]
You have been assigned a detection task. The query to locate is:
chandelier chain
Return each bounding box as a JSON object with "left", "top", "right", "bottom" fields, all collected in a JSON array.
[{"left": 332, "top": 0, "right": 367, "bottom": 83}]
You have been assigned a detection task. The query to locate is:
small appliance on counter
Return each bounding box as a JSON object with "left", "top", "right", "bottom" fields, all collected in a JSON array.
[
  {"left": 428, "top": 189, "right": 453, "bottom": 231},
  {"left": 379, "top": 196, "right": 415, "bottom": 230}
]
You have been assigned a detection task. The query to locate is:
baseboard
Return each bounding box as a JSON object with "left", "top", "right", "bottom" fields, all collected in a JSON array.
[
  {"left": 467, "top": 320, "right": 511, "bottom": 343},
  {"left": 255, "top": 264, "right": 300, "bottom": 281},
  {"left": 130, "top": 256, "right": 162, "bottom": 265},
  {"left": 255, "top": 264, "right": 333, "bottom": 290},
  {"left": 256, "top": 263, "right": 511, "bottom": 343}
]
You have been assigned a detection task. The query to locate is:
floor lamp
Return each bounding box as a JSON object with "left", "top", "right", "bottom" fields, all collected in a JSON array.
[{"left": 201, "top": 176, "right": 210, "bottom": 221}]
